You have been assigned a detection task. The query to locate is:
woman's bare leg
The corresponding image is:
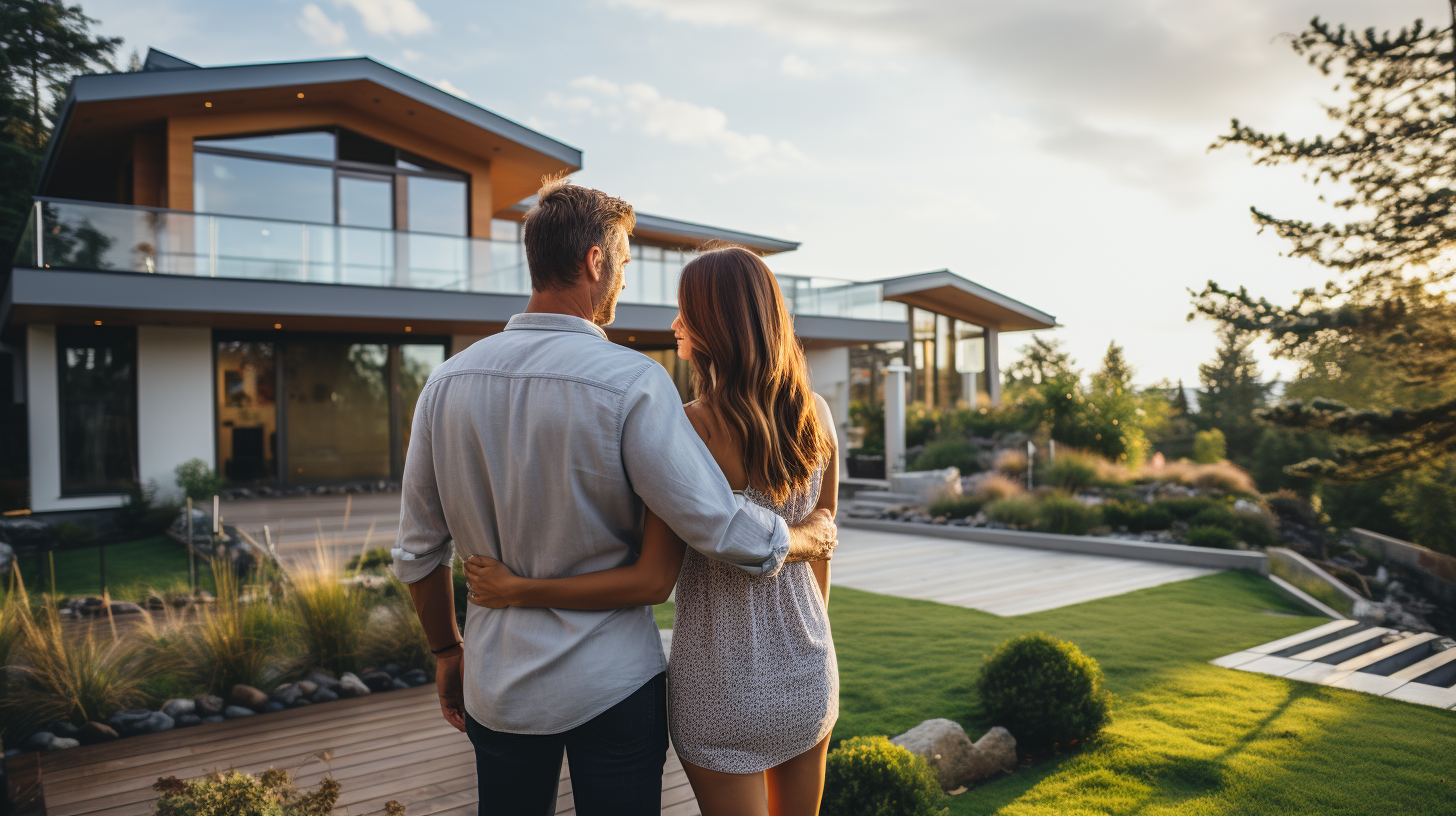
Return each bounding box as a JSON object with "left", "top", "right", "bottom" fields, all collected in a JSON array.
[
  {"left": 763, "top": 734, "right": 832, "bottom": 816},
  {"left": 681, "top": 758, "right": 770, "bottom": 816}
]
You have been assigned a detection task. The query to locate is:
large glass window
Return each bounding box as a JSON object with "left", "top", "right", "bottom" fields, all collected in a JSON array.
[
  {"left": 408, "top": 177, "right": 467, "bottom": 236},
  {"left": 216, "top": 341, "right": 277, "bottom": 483},
  {"left": 58, "top": 325, "right": 137, "bottom": 494},
  {"left": 194, "top": 153, "right": 334, "bottom": 224},
  {"left": 399, "top": 344, "right": 447, "bottom": 465},
  {"left": 284, "top": 343, "right": 391, "bottom": 483},
  {"left": 196, "top": 131, "right": 336, "bottom": 160}
]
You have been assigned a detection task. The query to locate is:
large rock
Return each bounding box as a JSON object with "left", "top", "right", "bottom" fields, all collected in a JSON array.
[
  {"left": 360, "top": 670, "right": 394, "bottom": 693},
  {"left": 890, "top": 719, "right": 1018, "bottom": 790},
  {"left": 310, "top": 687, "right": 339, "bottom": 704},
  {"left": 271, "top": 684, "right": 303, "bottom": 706},
  {"left": 295, "top": 680, "right": 319, "bottom": 696},
  {"left": 108, "top": 710, "right": 174, "bottom": 737},
  {"left": 161, "top": 698, "right": 196, "bottom": 720},
  {"left": 77, "top": 722, "right": 118, "bottom": 744},
  {"left": 337, "top": 672, "right": 371, "bottom": 698},
  {"left": 306, "top": 671, "right": 340, "bottom": 690},
  {"left": 22, "top": 732, "right": 55, "bottom": 752},
  {"left": 194, "top": 694, "right": 225, "bottom": 717},
  {"left": 47, "top": 737, "right": 79, "bottom": 751},
  {"left": 890, "top": 468, "right": 962, "bottom": 502},
  {"left": 401, "top": 669, "right": 429, "bottom": 687},
  {"left": 223, "top": 706, "right": 255, "bottom": 719},
  {"left": 229, "top": 684, "right": 269, "bottom": 710}
]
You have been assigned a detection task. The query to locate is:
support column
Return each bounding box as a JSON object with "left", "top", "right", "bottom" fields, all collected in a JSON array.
[
  {"left": 985, "top": 327, "right": 1001, "bottom": 406},
  {"left": 883, "top": 359, "right": 910, "bottom": 475}
]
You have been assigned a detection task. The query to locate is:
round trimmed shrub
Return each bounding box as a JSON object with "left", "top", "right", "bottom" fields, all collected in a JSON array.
[
  {"left": 822, "top": 736, "right": 945, "bottom": 816},
  {"left": 1034, "top": 494, "right": 1101, "bottom": 536},
  {"left": 1185, "top": 525, "right": 1241, "bottom": 549},
  {"left": 975, "top": 632, "right": 1111, "bottom": 754},
  {"left": 912, "top": 438, "right": 982, "bottom": 474}
]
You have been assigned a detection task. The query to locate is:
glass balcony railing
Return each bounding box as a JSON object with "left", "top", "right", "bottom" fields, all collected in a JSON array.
[{"left": 15, "top": 198, "right": 906, "bottom": 322}]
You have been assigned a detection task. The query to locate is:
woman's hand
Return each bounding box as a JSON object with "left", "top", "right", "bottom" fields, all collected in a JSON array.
[{"left": 463, "top": 555, "right": 523, "bottom": 608}]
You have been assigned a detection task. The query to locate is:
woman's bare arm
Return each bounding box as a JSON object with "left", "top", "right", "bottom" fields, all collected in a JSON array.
[
  {"left": 808, "top": 393, "right": 838, "bottom": 603},
  {"left": 464, "top": 509, "right": 687, "bottom": 609}
]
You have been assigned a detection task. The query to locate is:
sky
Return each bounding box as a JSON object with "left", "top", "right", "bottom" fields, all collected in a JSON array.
[{"left": 78, "top": 0, "right": 1442, "bottom": 386}]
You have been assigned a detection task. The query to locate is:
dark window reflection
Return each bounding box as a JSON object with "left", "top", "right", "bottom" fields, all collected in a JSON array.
[
  {"left": 217, "top": 341, "right": 277, "bottom": 483},
  {"left": 399, "top": 344, "right": 446, "bottom": 465},
  {"left": 58, "top": 325, "right": 136, "bottom": 494},
  {"left": 285, "top": 343, "right": 391, "bottom": 482},
  {"left": 194, "top": 153, "right": 333, "bottom": 223},
  {"left": 197, "top": 131, "right": 336, "bottom": 160}
]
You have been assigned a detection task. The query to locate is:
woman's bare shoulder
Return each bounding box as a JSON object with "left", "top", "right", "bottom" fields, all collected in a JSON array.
[{"left": 683, "top": 400, "right": 713, "bottom": 443}]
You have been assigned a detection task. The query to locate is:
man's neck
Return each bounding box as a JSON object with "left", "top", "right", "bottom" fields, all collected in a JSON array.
[{"left": 525, "top": 287, "right": 596, "bottom": 322}]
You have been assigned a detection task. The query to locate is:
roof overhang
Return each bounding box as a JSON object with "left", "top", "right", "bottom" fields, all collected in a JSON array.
[
  {"left": 507, "top": 198, "right": 799, "bottom": 255},
  {"left": 876, "top": 270, "right": 1057, "bottom": 332},
  {"left": 38, "top": 55, "right": 582, "bottom": 213}
]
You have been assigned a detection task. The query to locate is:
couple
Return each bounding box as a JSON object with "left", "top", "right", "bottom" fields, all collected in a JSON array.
[{"left": 391, "top": 176, "right": 841, "bottom": 816}]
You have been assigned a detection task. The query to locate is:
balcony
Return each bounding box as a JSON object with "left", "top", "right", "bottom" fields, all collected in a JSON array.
[{"left": 14, "top": 199, "right": 907, "bottom": 323}]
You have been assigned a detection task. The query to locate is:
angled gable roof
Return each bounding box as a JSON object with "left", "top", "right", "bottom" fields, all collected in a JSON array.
[{"left": 876, "top": 270, "right": 1057, "bottom": 331}]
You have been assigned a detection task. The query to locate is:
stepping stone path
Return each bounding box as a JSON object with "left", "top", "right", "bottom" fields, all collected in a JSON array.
[{"left": 1211, "top": 618, "right": 1456, "bottom": 709}]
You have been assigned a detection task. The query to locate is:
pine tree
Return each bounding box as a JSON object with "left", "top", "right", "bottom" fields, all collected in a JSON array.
[
  {"left": 1003, "top": 335, "right": 1077, "bottom": 390},
  {"left": 1197, "top": 327, "right": 1274, "bottom": 462},
  {"left": 1170, "top": 378, "right": 1191, "bottom": 415},
  {"left": 1193, "top": 16, "right": 1456, "bottom": 481},
  {"left": 1090, "top": 341, "right": 1134, "bottom": 395}
]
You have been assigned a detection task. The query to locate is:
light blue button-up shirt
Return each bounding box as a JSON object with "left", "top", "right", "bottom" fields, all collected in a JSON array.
[{"left": 392, "top": 312, "right": 791, "bottom": 734}]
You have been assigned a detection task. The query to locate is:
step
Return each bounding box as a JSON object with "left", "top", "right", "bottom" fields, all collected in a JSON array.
[{"left": 1289, "top": 627, "right": 1392, "bottom": 662}]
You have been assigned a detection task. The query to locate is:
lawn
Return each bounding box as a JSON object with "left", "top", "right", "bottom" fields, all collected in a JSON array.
[
  {"left": 10, "top": 536, "right": 214, "bottom": 599},
  {"left": 734, "top": 573, "right": 1454, "bottom": 815}
]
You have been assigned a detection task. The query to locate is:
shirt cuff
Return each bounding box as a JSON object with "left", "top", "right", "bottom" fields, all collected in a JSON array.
[
  {"left": 391, "top": 540, "right": 453, "bottom": 584},
  {"left": 727, "top": 496, "right": 791, "bottom": 578}
]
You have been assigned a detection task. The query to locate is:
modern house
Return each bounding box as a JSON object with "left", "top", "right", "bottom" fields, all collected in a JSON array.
[{"left": 0, "top": 49, "right": 1056, "bottom": 514}]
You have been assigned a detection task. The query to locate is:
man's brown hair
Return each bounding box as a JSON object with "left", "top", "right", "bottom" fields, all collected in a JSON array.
[{"left": 522, "top": 175, "right": 635, "bottom": 292}]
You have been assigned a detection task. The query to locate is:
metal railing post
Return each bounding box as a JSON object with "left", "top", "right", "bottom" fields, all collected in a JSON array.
[{"left": 33, "top": 200, "right": 42, "bottom": 267}]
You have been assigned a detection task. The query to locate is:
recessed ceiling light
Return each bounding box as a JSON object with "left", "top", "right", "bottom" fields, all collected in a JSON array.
[
  {"left": 94, "top": 320, "right": 102, "bottom": 325},
  {"left": 274, "top": 323, "right": 282, "bottom": 329},
  {"left": 404, "top": 326, "right": 412, "bottom": 332},
  {"left": 628, "top": 336, "right": 636, "bottom": 341},
  {"left": 296, "top": 92, "right": 305, "bottom": 99},
  {"left": 204, "top": 102, "right": 212, "bottom": 108}
]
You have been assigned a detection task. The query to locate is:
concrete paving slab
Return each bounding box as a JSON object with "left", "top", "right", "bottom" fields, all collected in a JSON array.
[
  {"left": 1246, "top": 620, "right": 1357, "bottom": 654},
  {"left": 1240, "top": 655, "right": 1311, "bottom": 677},
  {"left": 1382, "top": 682, "right": 1456, "bottom": 710}
]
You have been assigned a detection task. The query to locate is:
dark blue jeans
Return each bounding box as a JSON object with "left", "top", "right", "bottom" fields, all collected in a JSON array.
[{"left": 465, "top": 671, "right": 668, "bottom": 816}]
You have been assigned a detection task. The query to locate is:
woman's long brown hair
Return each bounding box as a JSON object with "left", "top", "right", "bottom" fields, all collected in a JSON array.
[{"left": 676, "top": 243, "right": 835, "bottom": 505}]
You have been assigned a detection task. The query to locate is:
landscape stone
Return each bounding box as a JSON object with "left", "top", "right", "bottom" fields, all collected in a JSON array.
[
  {"left": 47, "top": 737, "right": 80, "bottom": 751},
  {"left": 194, "top": 694, "right": 225, "bottom": 717},
  {"left": 381, "top": 663, "right": 403, "bottom": 678},
  {"left": 223, "top": 706, "right": 255, "bottom": 719},
  {"left": 292, "top": 698, "right": 312, "bottom": 707},
  {"left": 890, "top": 718, "right": 978, "bottom": 790},
  {"left": 161, "top": 698, "right": 196, "bottom": 720},
  {"left": 22, "top": 732, "right": 55, "bottom": 752},
  {"left": 202, "top": 715, "right": 224, "bottom": 724},
  {"left": 337, "top": 672, "right": 371, "bottom": 698},
  {"left": 360, "top": 670, "right": 394, "bottom": 692},
  {"left": 264, "top": 701, "right": 285, "bottom": 713},
  {"left": 401, "top": 669, "right": 429, "bottom": 687},
  {"left": 47, "top": 721, "right": 80, "bottom": 738},
  {"left": 77, "top": 722, "right": 118, "bottom": 744},
  {"left": 306, "top": 671, "right": 340, "bottom": 689},
  {"left": 310, "top": 687, "right": 339, "bottom": 704},
  {"left": 391, "top": 678, "right": 410, "bottom": 690},
  {"left": 107, "top": 601, "right": 146, "bottom": 615},
  {"left": 109, "top": 711, "right": 174, "bottom": 736},
  {"left": 295, "top": 680, "right": 319, "bottom": 696},
  {"left": 0, "top": 541, "right": 14, "bottom": 576},
  {"left": 271, "top": 684, "right": 303, "bottom": 706},
  {"left": 229, "top": 684, "right": 269, "bottom": 710},
  {"left": 176, "top": 714, "right": 203, "bottom": 728},
  {"left": 971, "top": 727, "right": 1018, "bottom": 774}
]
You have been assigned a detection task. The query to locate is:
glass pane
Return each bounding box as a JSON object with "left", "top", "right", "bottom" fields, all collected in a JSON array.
[
  {"left": 285, "top": 343, "right": 390, "bottom": 483},
  {"left": 338, "top": 130, "right": 395, "bottom": 166},
  {"left": 217, "top": 341, "right": 277, "bottom": 484},
  {"left": 399, "top": 344, "right": 446, "bottom": 464},
  {"left": 194, "top": 153, "right": 333, "bottom": 223},
  {"left": 408, "top": 177, "right": 467, "bottom": 236},
  {"left": 212, "top": 218, "right": 307, "bottom": 280},
  {"left": 58, "top": 325, "right": 136, "bottom": 494},
  {"left": 338, "top": 175, "right": 393, "bottom": 229},
  {"left": 196, "top": 131, "right": 336, "bottom": 160},
  {"left": 490, "top": 219, "right": 519, "bottom": 242}
]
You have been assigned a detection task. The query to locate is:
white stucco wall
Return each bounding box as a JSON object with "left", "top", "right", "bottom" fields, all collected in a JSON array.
[
  {"left": 804, "top": 346, "right": 851, "bottom": 480},
  {"left": 450, "top": 335, "right": 488, "bottom": 357},
  {"left": 137, "top": 326, "right": 215, "bottom": 502},
  {"left": 25, "top": 325, "right": 126, "bottom": 512}
]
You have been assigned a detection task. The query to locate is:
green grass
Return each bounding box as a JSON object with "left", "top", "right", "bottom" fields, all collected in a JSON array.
[
  {"left": 654, "top": 601, "right": 675, "bottom": 629},
  {"left": 825, "top": 573, "right": 1456, "bottom": 815},
  {"left": 10, "top": 537, "right": 215, "bottom": 599}
]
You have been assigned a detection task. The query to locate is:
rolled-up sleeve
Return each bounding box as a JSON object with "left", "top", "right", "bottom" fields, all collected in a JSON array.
[
  {"left": 621, "top": 364, "right": 790, "bottom": 577},
  {"left": 392, "top": 383, "right": 453, "bottom": 583}
]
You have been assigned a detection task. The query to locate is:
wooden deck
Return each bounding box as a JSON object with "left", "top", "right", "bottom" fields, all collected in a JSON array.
[{"left": 33, "top": 686, "right": 700, "bottom": 816}]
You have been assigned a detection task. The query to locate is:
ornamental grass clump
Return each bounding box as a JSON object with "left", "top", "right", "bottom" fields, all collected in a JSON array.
[
  {"left": 984, "top": 495, "right": 1039, "bottom": 529},
  {"left": 364, "top": 575, "right": 434, "bottom": 677},
  {"left": 1034, "top": 494, "right": 1102, "bottom": 536},
  {"left": 927, "top": 494, "right": 983, "bottom": 520},
  {"left": 973, "top": 473, "right": 1024, "bottom": 502},
  {"left": 822, "top": 736, "right": 946, "bottom": 816},
  {"left": 286, "top": 544, "right": 370, "bottom": 677},
  {"left": 975, "top": 632, "right": 1111, "bottom": 755},
  {"left": 182, "top": 563, "right": 287, "bottom": 693}
]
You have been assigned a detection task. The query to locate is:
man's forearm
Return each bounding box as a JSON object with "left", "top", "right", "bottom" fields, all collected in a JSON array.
[
  {"left": 407, "top": 563, "right": 462, "bottom": 653},
  {"left": 786, "top": 509, "right": 838, "bottom": 563}
]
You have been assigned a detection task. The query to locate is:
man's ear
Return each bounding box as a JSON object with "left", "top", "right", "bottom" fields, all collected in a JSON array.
[{"left": 583, "top": 245, "right": 605, "bottom": 284}]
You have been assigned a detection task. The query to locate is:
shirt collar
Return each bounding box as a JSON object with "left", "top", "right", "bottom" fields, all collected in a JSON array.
[{"left": 504, "top": 312, "right": 609, "bottom": 340}]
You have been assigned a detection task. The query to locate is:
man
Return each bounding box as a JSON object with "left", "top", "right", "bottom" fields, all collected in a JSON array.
[{"left": 391, "top": 176, "right": 837, "bottom": 816}]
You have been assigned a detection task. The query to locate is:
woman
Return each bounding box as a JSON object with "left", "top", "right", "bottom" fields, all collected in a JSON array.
[{"left": 463, "top": 243, "right": 840, "bottom": 816}]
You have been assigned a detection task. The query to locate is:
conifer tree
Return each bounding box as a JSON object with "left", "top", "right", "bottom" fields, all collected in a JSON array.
[
  {"left": 1090, "top": 341, "right": 1134, "bottom": 395},
  {"left": 1194, "top": 16, "right": 1456, "bottom": 480},
  {"left": 1196, "top": 327, "right": 1274, "bottom": 462}
]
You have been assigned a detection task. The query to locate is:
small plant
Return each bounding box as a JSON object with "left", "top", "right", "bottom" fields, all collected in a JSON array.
[
  {"left": 286, "top": 545, "right": 370, "bottom": 677},
  {"left": 975, "top": 632, "right": 1111, "bottom": 754},
  {"left": 994, "top": 448, "right": 1028, "bottom": 480},
  {"left": 927, "top": 494, "right": 984, "bottom": 520},
  {"left": 1185, "top": 525, "right": 1241, "bottom": 549},
  {"left": 985, "top": 495, "right": 1039, "bottom": 529},
  {"left": 150, "top": 766, "right": 392, "bottom": 816},
  {"left": 175, "top": 458, "right": 225, "bottom": 502},
  {"left": 1192, "top": 429, "right": 1227, "bottom": 464},
  {"left": 1101, "top": 501, "right": 1173, "bottom": 533},
  {"left": 972, "top": 473, "right": 1024, "bottom": 502},
  {"left": 911, "top": 438, "right": 982, "bottom": 474},
  {"left": 346, "top": 547, "right": 393, "bottom": 573},
  {"left": 1035, "top": 494, "right": 1102, "bottom": 536},
  {"left": 821, "top": 736, "right": 946, "bottom": 816},
  {"left": 120, "top": 481, "right": 181, "bottom": 538}
]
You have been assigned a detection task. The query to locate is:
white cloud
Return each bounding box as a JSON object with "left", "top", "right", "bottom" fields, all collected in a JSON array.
[
  {"left": 434, "top": 78, "right": 470, "bottom": 99},
  {"left": 546, "top": 76, "right": 808, "bottom": 169},
  {"left": 400, "top": 48, "right": 422, "bottom": 61},
  {"left": 779, "top": 54, "right": 820, "bottom": 79},
  {"left": 298, "top": 3, "right": 349, "bottom": 49},
  {"left": 335, "top": 0, "right": 432, "bottom": 38}
]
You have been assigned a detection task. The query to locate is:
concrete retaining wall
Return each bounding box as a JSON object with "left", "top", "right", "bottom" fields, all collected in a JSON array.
[
  {"left": 1347, "top": 528, "right": 1456, "bottom": 606},
  {"left": 840, "top": 517, "right": 1269, "bottom": 573},
  {"left": 1266, "top": 547, "right": 1374, "bottom": 618}
]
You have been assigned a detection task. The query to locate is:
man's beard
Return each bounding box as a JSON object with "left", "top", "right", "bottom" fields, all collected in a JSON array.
[{"left": 591, "top": 247, "right": 625, "bottom": 326}]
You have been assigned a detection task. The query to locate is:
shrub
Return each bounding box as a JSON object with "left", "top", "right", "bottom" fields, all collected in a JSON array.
[
  {"left": 985, "top": 495, "right": 1039, "bottom": 529},
  {"left": 1155, "top": 496, "right": 1222, "bottom": 521},
  {"left": 1189, "top": 504, "right": 1237, "bottom": 530},
  {"left": 175, "top": 458, "right": 225, "bottom": 502},
  {"left": 286, "top": 546, "right": 370, "bottom": 677},
  {"left": 1192, "top": 429, "right": 1227, "bottom": 464},
  {"left": 1385, "top": 460, "right": 1456, "bottom": 556},
  {"left": 972, "top": 473, "right": 1024, "bottom": 501},
  {"left": 975, "top": 632, "right": 1111, "bottom": 754},
  {"left": 911, "top": 438, "right": 982, "bottom": 474},
  {"left": 347, "top": 547, "right": 394, "bottom": 573},
  {"left": 119, "top": 481, "right": 181, "bottom": 538},
  {"left": 994, "top": 448, "right": 1028, "bottom": 480},
  {"left": 1185, "top": 525, "right": 1241, "bottom": 549},
  {"left": 150, "top": 768, "right": 376, "bottom": 816},
  {"left": 1232, "top": 510, "right": 1281, "bottom": 549},
  {"left": 928, "top": 494, "right": 984, "bottom": 520},
  {"left": 1035, "top": 494, "right": 1102, "bottom": 536},
  {"left": 1045, "top": 456, "right": 1098, "bottom": 493},
  {"left": 1102, "top": 501, "right": 1173, "bottom": 533},
  {"left": 821, "top": 736, "right": 945, "bottom": 816}
]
